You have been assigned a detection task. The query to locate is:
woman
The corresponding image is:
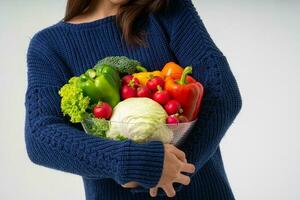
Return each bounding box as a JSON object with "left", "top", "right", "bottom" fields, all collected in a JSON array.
[{"left": 25, "top": 0, "right": 242, "bottom": 199}]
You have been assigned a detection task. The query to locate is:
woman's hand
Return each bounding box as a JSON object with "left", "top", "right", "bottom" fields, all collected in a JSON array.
[
  {"left": 121, "top": 181, "right": 139, "bottom": 188},
  {"left": 121, "top": 144, "right": 195, "bottom": 198},
  {"left": 150, "top": 144, "right": 195, "bottom": 198}
]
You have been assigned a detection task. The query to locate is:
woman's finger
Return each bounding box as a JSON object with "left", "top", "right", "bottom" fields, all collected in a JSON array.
[
  {"left": 121, "top": 181, "right": 139, "bottom": 188},
  {"left": 174, "top": 173, "right": 191, "bottom": 185},
  {"left": 149, "top": 187, "right": 158, "bottom": 197},
  {"left": 162, "top": 184, "right": 176, "bottom": 198},
  {"left": 171, "top": 147, "right": 186, "bottom": 162},
  {"left": 181, "top": 163, "right": 196, "bottom": 174}
]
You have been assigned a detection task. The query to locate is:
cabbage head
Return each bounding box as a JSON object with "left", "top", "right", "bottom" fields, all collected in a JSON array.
[{"left": 106, "top": 98, "right": 173, "bottom": 143}]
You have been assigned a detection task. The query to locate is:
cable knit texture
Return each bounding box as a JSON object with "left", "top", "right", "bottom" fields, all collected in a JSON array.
[{"left": 25, "top": 0, "right": 242, "bottom": 199}]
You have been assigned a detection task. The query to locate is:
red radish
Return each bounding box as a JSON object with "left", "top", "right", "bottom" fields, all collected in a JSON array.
[
  {"left": 137, "top": 85, "right": 152, "bottom": 98},
  {"left": 164, "top": 100, "right": 182, "bottom": 115},
  {"left": 153, "top": 87, "right": 170, "bottom": 105},
  {"left": 93, "top": 102, "right": 112, "bottom": 119},
  {"left": 166, "top": 115, "right": 180, "bottom": 124},
  {"left": 130, "top": 78, "right": 140, "bottom": 88},
  {"left": 146, "top": 80, "right": 156, "bottom": 91},
  {"left": 121, "top": 85, "right": 137, "bottom": 100},
  {"left": 122, "top": 75, "right": 133, "bottom": 86},
  {"left": 146, "top": 76, "right": 165, "bottom": 91},
  {"left": 122, "top": 75, "right": 140, "bottom": 88}
]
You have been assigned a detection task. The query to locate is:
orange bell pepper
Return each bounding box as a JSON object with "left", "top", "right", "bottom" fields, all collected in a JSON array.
[
  {"left": 165, "top": 66, "right": 204, "bottom": 121},
  {"left": 162, "top": 62, "right": 197, "bottom": 82},
  {"left": 161, "top": 62, "right": 183, "bottom": 78}
]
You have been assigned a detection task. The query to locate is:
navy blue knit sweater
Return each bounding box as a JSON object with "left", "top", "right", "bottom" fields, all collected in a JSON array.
[{"left": 25, "top": 0, "right": 242, "bottom": 199}]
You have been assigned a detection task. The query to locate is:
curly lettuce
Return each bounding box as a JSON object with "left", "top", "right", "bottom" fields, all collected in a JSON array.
[{"left": 59, "top": 77, "right": 90, "bottom": 123}]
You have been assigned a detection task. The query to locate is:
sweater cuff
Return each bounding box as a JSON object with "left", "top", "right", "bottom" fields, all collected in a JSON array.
[{"left": 118, "top": 140, "right": 164, "bottom": 188}]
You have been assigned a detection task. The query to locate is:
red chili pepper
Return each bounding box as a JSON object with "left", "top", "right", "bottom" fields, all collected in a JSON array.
[{"left": 165, "top": 66, "right": 204, "bottom": 121}]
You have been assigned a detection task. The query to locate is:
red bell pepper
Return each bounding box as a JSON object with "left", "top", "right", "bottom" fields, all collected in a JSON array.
[{"left": 165, "top": 66, "right": 204, "bottom": 121}]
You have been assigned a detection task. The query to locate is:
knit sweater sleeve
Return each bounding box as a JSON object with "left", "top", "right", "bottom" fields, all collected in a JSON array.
[
  {"left": 158, "top": 0, "right": 242, "bottom": 173},
  {"left": 24, "top": 33, "right": 165, "bottom": 189}
]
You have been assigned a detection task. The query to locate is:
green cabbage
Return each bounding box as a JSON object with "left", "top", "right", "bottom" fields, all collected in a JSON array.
[{"left": 106, "top": 98, "right": 173, "bottom": 143}]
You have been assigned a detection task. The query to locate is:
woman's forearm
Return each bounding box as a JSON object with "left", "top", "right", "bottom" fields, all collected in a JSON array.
[{"left": 25, "top": 86, "right": 165, "bottom": 188}]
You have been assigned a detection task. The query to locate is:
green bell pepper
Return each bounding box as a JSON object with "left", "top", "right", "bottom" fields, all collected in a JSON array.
[
  {"left": 95, "top": 64, "right": 121, "bottom": 89},
  {"left": 77, "top": 67, "right": 121, "bottom": 107},
  {"left": 77, "top": 74, "right": 102, "bottom": 104},
  {"left": 94, "top": 73, "right": 120, "bottom": 107}
]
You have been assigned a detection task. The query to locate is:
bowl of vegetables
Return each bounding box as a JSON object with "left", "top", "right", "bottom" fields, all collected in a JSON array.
[
  {"left": 81, "top": 98, "right": 199, "bottom": 146},
  {"left": 59, "top": 56, "right": 204, "bottom": 146}
]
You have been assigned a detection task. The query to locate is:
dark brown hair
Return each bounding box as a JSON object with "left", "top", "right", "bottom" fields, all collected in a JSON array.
[{"left": 64, "top": 0, "right": 169, "bottom": 46}]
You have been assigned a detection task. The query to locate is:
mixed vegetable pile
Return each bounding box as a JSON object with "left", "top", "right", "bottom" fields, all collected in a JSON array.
[{"left": 59, "top": 56, "right": 204, "bottom": 143}]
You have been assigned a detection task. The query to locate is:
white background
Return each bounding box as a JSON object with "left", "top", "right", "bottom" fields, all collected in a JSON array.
[{"left": 0, "top": 0, "right": 299, "bottom": 199}]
